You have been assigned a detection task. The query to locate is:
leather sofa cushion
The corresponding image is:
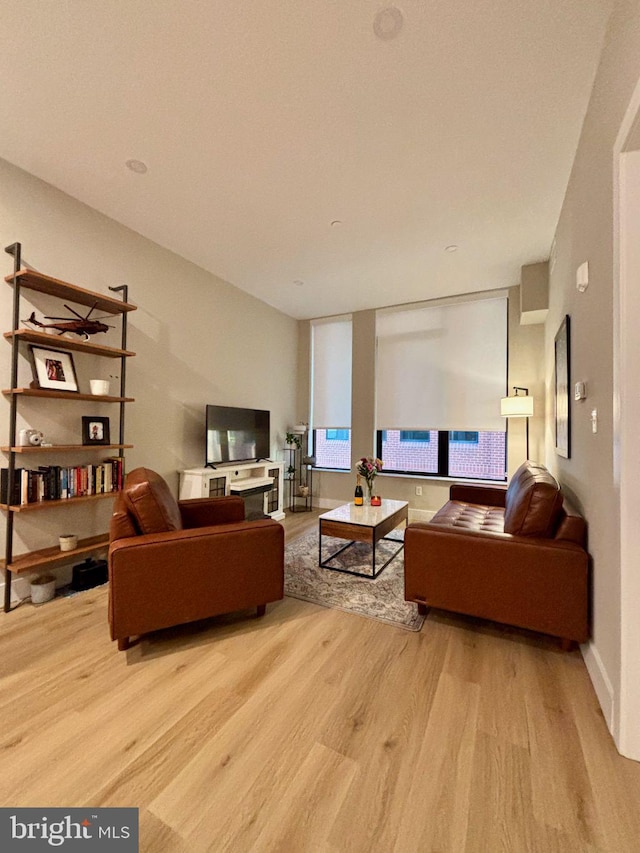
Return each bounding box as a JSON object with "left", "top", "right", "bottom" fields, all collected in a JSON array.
[
  {"left": 430, "top": 500, "right": 505, "bottom": 533},
  {"left": 121, "top": 467, "right": 183, "bottom": 535},
  {"left": 503, "top": 461, "right": 563, "bottom": 537},
  {"left": 110, "top": 492, "right": 139, "bottom": 540}
]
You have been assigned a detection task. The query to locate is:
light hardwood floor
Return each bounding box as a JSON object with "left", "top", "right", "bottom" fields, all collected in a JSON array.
[{"left": 2, "top": 509, "right": 640, "bottom": 852}]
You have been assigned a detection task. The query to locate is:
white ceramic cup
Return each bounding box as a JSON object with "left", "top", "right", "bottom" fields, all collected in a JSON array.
[
  {"left": 59, "top": 534, "right": 78, "bottom": 552},
  {"left": 90, "top": 379, "right": 110, "bottom": 396}
]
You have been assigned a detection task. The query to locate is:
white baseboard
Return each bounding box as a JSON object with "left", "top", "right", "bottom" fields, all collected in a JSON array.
[
  {"left": 582, "top": 640, "right": 615, "bottom": 735},
  {"left": 314, "top": 497, "right": 344, "bottom": 510},
  {"left": 1, "top": 574, "right": 32, "bottom": 607},
  {"left": 1, "top": 564, "right": 74, "bottom": 608},
  {"left": 408, "top": 508, "right": 435, "bottom": 523}
]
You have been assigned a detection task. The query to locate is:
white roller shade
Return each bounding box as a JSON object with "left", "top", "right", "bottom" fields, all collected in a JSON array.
[
  {"left": 311, "top": 316, "right": 352, "bottom": 428},
  {"left": 376, "top": 296, "right": 507, "bottom": 431}
]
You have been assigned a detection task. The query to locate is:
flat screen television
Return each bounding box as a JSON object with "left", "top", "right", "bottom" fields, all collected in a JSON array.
[{"left": 205, "top": 405, "right": 270, "bottom": 467}]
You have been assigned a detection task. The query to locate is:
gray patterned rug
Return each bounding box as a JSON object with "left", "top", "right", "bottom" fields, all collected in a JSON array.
[{"left": 284, "top": 529, "right": 425, "bottom": 631}]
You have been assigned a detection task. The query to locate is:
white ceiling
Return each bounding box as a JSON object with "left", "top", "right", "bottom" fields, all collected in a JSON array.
[{"left": 0, "top": 1, "right": 611, "bottom": 320}]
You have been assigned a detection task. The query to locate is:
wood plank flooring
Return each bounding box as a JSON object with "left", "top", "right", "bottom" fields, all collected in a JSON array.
[{"left": 2, "top": 509, "right": 640, "bottom": 852}]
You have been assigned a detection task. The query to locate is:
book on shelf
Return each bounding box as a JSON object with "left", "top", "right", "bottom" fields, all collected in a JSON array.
[
  {"left": 1, "top": 458, "right": 125, "bottom": 505},
  {"left": 1, "top": 467, "right": 22, "bottom": 505}
]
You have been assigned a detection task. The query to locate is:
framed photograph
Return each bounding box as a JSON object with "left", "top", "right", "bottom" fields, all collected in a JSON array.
[
  {"left": 82, "top": 416, "right": 111, "bottom": 446},
  {"left": 554, "top": 315, "right": 571, "bottom": 459},
  {"left": 29, "top": 345, "right": 79, "bottom": 393}
]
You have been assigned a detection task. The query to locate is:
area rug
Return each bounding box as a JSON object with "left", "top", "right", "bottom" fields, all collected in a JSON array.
[{"left": 284, "top": 529, "right": 425, "bottom": 631}]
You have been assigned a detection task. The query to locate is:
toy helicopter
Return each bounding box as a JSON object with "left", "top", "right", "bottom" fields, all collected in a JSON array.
[{"left": 23, "top": 303, "right": 115, "bottom": 342}]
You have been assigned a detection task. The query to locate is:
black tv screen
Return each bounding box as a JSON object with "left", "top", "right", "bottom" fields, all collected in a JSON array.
[{"left": 205, "top": 405, "right": 270, "bottom": 466}]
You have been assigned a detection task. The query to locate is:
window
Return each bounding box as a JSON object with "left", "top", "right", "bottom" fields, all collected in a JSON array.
[
  {"left": 448, "top": 430, "right": 505, "bottom": 479},
  {"left": 450, "top": 431, "right": 479, "bottom": 443},
  {"left": 310, "top": 316, "right": 352, "bottom": 469},
  {"left": 375, "top": 295, "right": 508, "bottom": 481},
  {"left": 379, "top": 430, "right": 439, "bottom": 474},
  {"left": 377, "top": 430, "right": 506, "bottom": 480},
  {"left": 399, "top": 430, "right": 431, "bottom": 442},
  {"left": 314, "top": 429, "right": 352, "bottom": 469},
  {"left": 326, "top": 429, "right": 349, "bottom": 440}
]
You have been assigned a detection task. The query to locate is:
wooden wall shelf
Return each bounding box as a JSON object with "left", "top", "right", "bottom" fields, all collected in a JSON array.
[
  {"left": 5, "top": 269, "right": 137, "bottom": 314},
  {"left": 3, "top": 388, "right": 134, "bottom": 403},
  {"left": 0, "top": 534, "right": 109, "bottom": 574},
  {"left": 1, "top": 491, "right": 119, "bottom": 513},
  {"left": 2, "top": 243, "right": 135, "bottom": 611},
  {"left": 2, "top": 444, "right": 133, "bottom": 453},
  {"left": 4, "top": 329, "right": 135, "bottom": 358}
]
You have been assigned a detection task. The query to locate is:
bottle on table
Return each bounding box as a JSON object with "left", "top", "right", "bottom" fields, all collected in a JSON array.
[{"left": 354, "top": 474, "right": 364, "bottom": 506}]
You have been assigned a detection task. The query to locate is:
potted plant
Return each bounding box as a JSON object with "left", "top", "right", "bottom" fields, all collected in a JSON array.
[{"left": 285, "top": 432, "right": 301, "bottom": 449}]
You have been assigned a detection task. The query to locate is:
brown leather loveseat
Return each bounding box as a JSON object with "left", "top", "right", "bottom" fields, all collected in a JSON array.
[
  {"left": 109, "top": 467, "right": 284, "bottom": 650},
  {"left": 404, "top": 461, "right": 589, "bottom": 646}
]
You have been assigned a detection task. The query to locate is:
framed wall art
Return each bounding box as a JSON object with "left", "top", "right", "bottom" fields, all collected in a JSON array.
[
  {"left": 554, "top": 314, "right": 571, "bottom": 458},
  {"left": 29, "top": 345, "right": 79, "bottom": 393},
  {"left": 82, "top": 416, "right": 111, "bottom": 446}
]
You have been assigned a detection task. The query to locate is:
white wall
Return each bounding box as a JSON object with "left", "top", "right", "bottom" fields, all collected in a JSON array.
[
  {"left": 617, "top": 145, "right": 640, "bottom": 759},
  {"left": 546, "top": 0, "right": 640, "bottom": 752},
  {"left": 0, "top": 158, "right": 298, "bottom": 598}
]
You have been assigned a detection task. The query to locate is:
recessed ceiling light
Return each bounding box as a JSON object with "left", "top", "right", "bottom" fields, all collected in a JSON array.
[
  {"left": 125, "top": 159, "right": 148, "bottom": 174},
  {"left": 373, "top": 6, "right": 404, "bottom": 41},
  {"left": 294, "top": 280, "right": 304, "bottom": 287},
  {"left": 445, "top": 245, "right": 459, "bottom": 253}
]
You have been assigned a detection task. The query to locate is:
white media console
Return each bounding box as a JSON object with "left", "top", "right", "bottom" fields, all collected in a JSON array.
[{"left": 179, "top": 460, "right": 285, "bottom": 521}]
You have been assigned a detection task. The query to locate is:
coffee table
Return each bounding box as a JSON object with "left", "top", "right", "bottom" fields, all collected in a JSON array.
[{"left": 318, "top": 499, "right": 409, "bottom": 579}]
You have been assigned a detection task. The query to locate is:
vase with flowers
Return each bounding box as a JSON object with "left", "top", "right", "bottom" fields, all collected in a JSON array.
[{"left": 355, "top": 456, "right": 383, "bottom": 504}]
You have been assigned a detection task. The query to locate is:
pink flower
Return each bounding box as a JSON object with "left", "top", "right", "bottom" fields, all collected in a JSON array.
[{"left": 355, "top": 455, "right": 383, "bottom": 483}]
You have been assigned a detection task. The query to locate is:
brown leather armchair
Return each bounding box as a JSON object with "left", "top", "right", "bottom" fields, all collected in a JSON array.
[{"left": 108, "top": 467, "right": 284, "bottom": 651}]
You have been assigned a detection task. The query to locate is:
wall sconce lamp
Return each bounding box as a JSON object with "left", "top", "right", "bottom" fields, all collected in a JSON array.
[{"left": 500, "top": 386, "right": 534, "bottom": 459}]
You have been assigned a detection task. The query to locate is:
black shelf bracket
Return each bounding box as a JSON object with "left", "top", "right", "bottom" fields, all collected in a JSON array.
[
  {"left": 3, "top": 242, "right": 22, "bottom": 611},
  {"left": 109, "top": 285, "right": 129, "bottom": 446}
]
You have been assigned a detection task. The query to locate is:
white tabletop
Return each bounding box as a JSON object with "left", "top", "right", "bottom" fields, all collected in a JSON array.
[{"left": 319, "top": 499, "right": 409, "bottom": 527}]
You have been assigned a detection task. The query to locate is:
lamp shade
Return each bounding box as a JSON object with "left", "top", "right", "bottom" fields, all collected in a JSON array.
[{"left": 500, "top": 395, "right": 534, "bottom": 417}]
